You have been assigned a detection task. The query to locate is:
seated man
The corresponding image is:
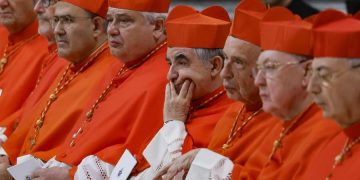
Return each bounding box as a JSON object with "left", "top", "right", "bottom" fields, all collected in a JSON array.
[
  {"left": 31, "top": 0, "right": 171, "bottom": 179},
  {"left": 0, "top": 0, "right": 48, "bottom": 120},
  {"left": 1, "top": 0, "right": 117, "bottom": 177},
  {"left": 154, "top": 0, "right": 277, "bottom": 179},
  {"left": 130, "top": 4, "right": 234, "bottom": 179},
  {"left": 304, "top": 9, "right": 360, "bottom": 180},
  {"left": 239, "top": 7, "right": 340, "bottom": 180},
  {"left": 0, "top": 0, "right": 68, "bottom": 145}
]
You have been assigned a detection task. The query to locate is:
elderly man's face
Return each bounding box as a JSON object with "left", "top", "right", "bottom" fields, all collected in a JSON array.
[
  {"left": 254, "top": 50, "right": 307, "bottom": 118},
  {"left": 107, "top": 8, "right": 157, "bottom": 63},
  {"left": 0, "top": 0, "right": 36, "bottom": 32},
  {"left": 307, "top": 58, "right": 360, "bottom": 127},
  {"left": 221, "top": 36, "right": 261, "bottom": 103},
  {"left": 34, "top": 0, "right": 57, "bottom": 44},
  {"left": 53, "top": 2, "right": 97, "bottom": 63},
  {"left": 167, "top": 47, "right": 214, "bottom": 100}
]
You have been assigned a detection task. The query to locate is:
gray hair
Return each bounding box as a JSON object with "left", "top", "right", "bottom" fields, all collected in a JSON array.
[
  {"left": 141, "top": 12, "right": 167, "bottom": 25},
  {"left": 192, "top": 48, "right": 225, "bottom": 65}
]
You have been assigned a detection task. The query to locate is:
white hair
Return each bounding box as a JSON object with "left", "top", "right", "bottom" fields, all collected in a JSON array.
[
  {"left": 141, "top": 12, "right": 167, "bottom": 25},
  {"left": 192, "top": 48, "right": 225, "bottom": 65}
]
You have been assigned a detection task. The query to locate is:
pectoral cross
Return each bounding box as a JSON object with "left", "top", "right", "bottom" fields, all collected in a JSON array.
[{"left": 0, "top": 57, "right": 7, "bottom": 74}]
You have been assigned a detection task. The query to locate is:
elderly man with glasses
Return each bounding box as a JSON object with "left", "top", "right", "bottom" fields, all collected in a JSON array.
[
  {"left": 238, "top": 7, "right": 340, "bottom": 180},
  {"left": 304, "top": 9, "right": 360, "bottom": 180}
]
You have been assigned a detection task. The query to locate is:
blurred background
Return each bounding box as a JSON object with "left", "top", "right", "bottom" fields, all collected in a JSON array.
[{"left": 171, "top": 0, "right": 359, "bottom": 19}]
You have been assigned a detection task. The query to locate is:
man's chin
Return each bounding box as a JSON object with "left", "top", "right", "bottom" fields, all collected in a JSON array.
[
  {"left": 225, "top": 91, "right": 240, "bottom": 101},
  {"left": 0, "top": 18, "right": 14, "bottom": 27}
]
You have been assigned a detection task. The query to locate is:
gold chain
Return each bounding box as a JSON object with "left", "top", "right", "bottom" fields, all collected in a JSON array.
[
  {"left": 267, "top": 104, "right": 314, "bottom": 161},
  {"left": 34, "top": 48, "right": 58, "bottom": 89},
  {"left": 268, "top": 116, "right": 301, "bottom": 161},
  {"left": 69, "top": 41, "right": 167, "bottom": 147},
  {"left": 186, "top": 89, "right": 226, "bottom": 122},
  {"left": 0, "top": 34, "right": 39, "bottom": 75},
  {"left": 222, "top": 105, "right": 262, "bottom": 150},
  {"left": 326, "top": 136, "right": 360, "bottom": 180},
  {"left": 28, "top": 42, "right": 108, "bottom": 150},
  {"left": 191, "top": 90, "right": 225, "bottom": 111}
]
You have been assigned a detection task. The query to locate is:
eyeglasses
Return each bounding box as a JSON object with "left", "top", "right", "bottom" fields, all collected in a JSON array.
[
  {"left": 252, "top": 60, "right": 303, "bottom": 79},
  {"left": 308, "top": 67, "right": 351, "bottom": 87},
  {"left": 51, "top": 15, "right": 92, "bottom": 27},
  {"left": 33, "top": 0, "right": 57, "bottom": 8}
]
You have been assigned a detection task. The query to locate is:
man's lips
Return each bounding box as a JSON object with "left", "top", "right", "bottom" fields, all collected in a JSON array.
[
  {"left": 0, "top": 12, "right": 12, "bottom": 16},
  {"left": 259, "top": 92, "right": 269, "bottom": 99},
  {"left": 56, "top": 39, "right": 68, "bottom": 46},
  {"left": 224, "top": 85, "right": 236, "bottom": 91},
  {"left": 109, "top": 40, "right": 121, "bottom": 47}
]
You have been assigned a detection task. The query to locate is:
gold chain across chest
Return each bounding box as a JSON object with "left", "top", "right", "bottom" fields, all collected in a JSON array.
[
  {"left": 0, "top": 34, "right": 39, "bottom": 75},
  {"left": 326, "top": 136, "right": 360, "bottom": 179},
  {"left": 222, "top": 105, "right": 262, "bottom": 150},
  {"left": 28, "top": 43, "right": 108, "bottom": 150},
  {"left": 69, "top": 41, "right": 167, "bottom": 147}
]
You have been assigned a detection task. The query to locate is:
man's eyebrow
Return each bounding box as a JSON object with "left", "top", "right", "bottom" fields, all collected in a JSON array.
[{"left": 174, "top": 53, "right": 188, "bottom": 61}]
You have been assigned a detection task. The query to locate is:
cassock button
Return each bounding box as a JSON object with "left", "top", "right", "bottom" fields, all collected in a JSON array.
[
  {"left": 60, "top": 153, "right": 67, "bottom": 158},
  {"left": 70, "top": 141, "right": 76, "bottom": 147}
]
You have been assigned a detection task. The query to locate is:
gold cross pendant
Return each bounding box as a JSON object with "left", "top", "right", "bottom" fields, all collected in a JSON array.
[
  {"left": 0, "top": 57, "right": 8, "bottom": 74},
  {"left": 222, "top": 143, "right": 230, "bottom": 150}
]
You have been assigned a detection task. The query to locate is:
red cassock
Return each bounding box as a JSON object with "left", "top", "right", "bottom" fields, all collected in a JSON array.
[
  {"left": 96, "top": 88, "right": 233, "bottom": 176},
  {"left": 54, "top": 45, "right": 170, "bottom": 176},
  {"left": 0, "top": 44, "right": 68, "bottom": 136},
  {"left": 2, "top": 44, "right": 118, "bottom": 164},
  {"left": 303, "top": 121, "right": 360, "bottom": 180},
  {"left": 0, "top": 21, "right": 48, "bottom": 120},
  {"left": 206, "top": 102, "right": 279, "bottom": 178},
  {"left": 239, "top": 104, "right": 340, "bottom": 180}
]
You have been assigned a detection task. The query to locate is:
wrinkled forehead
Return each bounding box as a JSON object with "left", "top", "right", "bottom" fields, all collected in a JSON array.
[
  {"left": 258, "top": 50, "right": 298, "bottom": 64},
  {"left": 54, "top": 1, "right": 86, "bottom": 16},
  {"left": 107, "top": 7, "right": 142, "bottom": 17},
  {"left": 224, "top": 36, "right": 259, "bottom": 55}
]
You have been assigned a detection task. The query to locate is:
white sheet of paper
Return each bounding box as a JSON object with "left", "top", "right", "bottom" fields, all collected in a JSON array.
[
  {"left": 109, "top": 149, "right": 137, "bottom": 180},
  {"left": 7, "top": 157, "right": 43, "bottom": 180}
]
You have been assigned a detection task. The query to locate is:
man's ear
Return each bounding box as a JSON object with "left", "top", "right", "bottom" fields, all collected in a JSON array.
[
  {"left": 153, "top": 18, "right": 166, "bottom": 41},
  {"left": 92, "top": 16, "right": 106, "bottom": 38},
  {"left": 209, "top": 56, "right": 224, "bottom": 79},
  {"left": 302, "top": 60, "right": 313, "bottom": 88}
]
